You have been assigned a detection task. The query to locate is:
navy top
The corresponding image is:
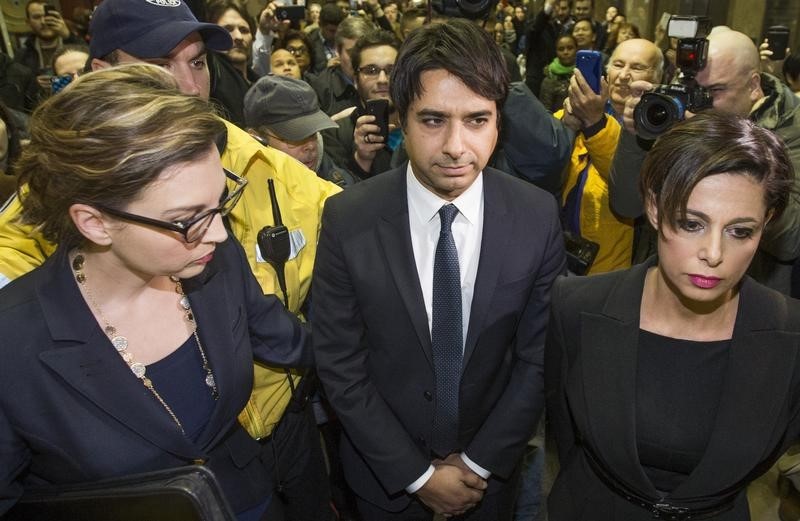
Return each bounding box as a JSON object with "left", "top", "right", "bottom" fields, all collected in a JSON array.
[
  {"left": 147, "top": 335, "right": 273, "bottom": 519},
  {"left": 146, "top": 334, "right": 216, "bottom": 442},
  {"left": 636, "top": 330, "right": 730, "bottom": 493}
]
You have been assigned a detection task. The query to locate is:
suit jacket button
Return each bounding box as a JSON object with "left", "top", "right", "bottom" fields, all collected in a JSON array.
[
  {"left": 423, "top": 391, "right": 432, "bottom": 401},
  {"left": 417, "top": 436, "right": 427, "bottom": 446}
]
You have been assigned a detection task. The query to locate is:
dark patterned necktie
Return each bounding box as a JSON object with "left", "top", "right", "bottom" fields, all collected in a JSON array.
[{"left": 431, "top": 203, "right": 462, "bottom": 455}]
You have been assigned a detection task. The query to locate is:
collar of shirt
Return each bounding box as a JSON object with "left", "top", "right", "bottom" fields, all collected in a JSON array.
[
  {"left": 406, "top": 164, "right": 483, "bottom": 227},
  {"left": 406, "top": 163, "right": 484, "bottom": 343}
]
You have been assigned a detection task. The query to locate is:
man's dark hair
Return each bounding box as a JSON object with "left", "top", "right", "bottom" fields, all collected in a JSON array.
[
  {"left": 390, "top": 18, "right": 509, "bottom": 127},
  {"left": 350, "top": 29, "right": 400, "bottom": 76},
  {"left": 206, "top": 0, "right": 255, "bottom": 35},
  {"left": 51, "top": 43, "right": 90, "bottom": 73},
  {"left": 783, "top": 52, "right": 800, "bottom": 85},
  {"left": 25, "top": 0, "right": 48, "bottom": 19},
  {"left": 572, "top": 16, "right": 595, "bottom": 33},
  {"left": 320, "top": 2, "right": 345, "bottom": 26}
]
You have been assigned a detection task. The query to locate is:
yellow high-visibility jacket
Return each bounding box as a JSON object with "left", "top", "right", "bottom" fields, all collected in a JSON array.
[{"left": 556, "top": 110, "right": 633, "bottom": 274}]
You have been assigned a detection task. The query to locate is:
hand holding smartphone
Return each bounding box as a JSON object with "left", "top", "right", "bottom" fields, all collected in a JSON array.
[
  {"left": 766, "top": 26, "right": 790, "bottom": 61},
  {"left": 364, "top": 99, "right": 389, "bottom": 143},
  {"left": 576, "top": 50, "right": 602, "bottom": 94},
  {"left": 275, "top": 5, "right": 305, "bottom": 22}
]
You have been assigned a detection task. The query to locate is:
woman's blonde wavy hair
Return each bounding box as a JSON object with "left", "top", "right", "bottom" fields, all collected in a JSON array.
[{"left": 17, "top": 63, "right": 228, "bottom": 248}]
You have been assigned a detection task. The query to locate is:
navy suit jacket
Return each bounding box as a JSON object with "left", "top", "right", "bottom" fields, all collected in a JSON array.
[
  {"left": 312, "top": 165, "right": 565, "bottom": 510},
  {"left": 0, "top": 238, "right": 311, "bottom": 515},
  {"left": 546, "top": 259, "right": 800, "bottom": 520}
]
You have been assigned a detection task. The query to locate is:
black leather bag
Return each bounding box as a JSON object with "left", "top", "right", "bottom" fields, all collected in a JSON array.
[
  {"left": 5, "top": 465, "right": 235, "bottom": 521},
  {"left": 563, "top": 230, "right": 600, "bottom": 275}
]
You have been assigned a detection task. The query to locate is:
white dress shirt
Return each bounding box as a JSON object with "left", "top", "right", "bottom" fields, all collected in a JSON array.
[{"left": 404, "top": 165, "right": 491, "bottom": 493}]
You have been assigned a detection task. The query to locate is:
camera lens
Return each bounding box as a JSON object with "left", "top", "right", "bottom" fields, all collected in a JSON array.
[
  {"left": 644, "top": 103, "right": 670, "bottom": 127},
  {"left": 633, "top": 92, "right": 684, "bottom": 140}
]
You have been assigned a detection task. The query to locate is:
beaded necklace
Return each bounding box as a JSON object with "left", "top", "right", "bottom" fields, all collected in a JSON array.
[{"left": 72, "top": 253, "right": 218, "bottom": 434}]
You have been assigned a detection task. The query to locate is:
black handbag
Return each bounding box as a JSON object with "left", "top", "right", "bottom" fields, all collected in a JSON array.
[{"left": 5, "top": 465, "right": 235, "bottom": 521}]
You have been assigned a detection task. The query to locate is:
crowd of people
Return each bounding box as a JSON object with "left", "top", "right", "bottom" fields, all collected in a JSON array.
[{"left": 1, "top": 0, "right": 800, "bottom": 520}]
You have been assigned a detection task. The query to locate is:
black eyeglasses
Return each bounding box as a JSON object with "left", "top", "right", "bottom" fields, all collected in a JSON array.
[
  {"left": 94, "top": 169, "right": 248, "bottom": 243},
  {"left": 357, "top": 64, "right": 394, "bottom": 77},
  {"left": 286, "top": 45, "right": 309, "bottom": 56}
]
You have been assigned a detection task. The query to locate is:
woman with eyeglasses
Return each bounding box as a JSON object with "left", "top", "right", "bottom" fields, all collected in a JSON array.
[
  {"left": 0, "top": 64, "right": 311, "bottom": 520},
  {"left": 546, "top": 112, "right": 800, "bottom": 520},
  {"left": 278, "top": 30, "right": 318, "bottom": 78}
]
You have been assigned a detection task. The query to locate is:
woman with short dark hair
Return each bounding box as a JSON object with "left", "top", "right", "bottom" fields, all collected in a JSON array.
[{"left": 546, "top": 112, "right": 800, "bottom": 520}]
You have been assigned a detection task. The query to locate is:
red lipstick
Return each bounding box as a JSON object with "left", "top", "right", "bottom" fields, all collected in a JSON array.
[{"left": 689, "top": 274, "right": 721, "bottom": 289}]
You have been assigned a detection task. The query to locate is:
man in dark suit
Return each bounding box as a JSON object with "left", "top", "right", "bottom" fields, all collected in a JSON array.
[{"left": 313, "top": 19, "right": 565, "bottom": 520}]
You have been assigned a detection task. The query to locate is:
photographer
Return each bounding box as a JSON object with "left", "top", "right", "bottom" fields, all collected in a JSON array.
[{"left": 608, "top": 26, "right": 800, "bottom": 294}]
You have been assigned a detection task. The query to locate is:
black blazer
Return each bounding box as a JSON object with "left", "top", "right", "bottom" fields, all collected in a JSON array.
[
  {"left": 0, "top": 238, "right": 312, "bottom": 515},
  {"left": 313, "top": 165, "right": 566, "bottom": 510},
  {"left": 545, "top": 258, "right": 800, "bottom": 520}
]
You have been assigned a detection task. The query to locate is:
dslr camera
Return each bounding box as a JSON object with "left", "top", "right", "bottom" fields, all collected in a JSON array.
[{"left": 633, "top": 15, "right": 713, "bottom": 140}]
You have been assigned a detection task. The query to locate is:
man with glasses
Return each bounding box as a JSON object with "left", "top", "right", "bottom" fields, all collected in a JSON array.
[
  {"left": 323, "top": 29, "right": 401, "bottom": 180},
  {"left": 277, "top": 31, "right": 322, "bottom": 78},
  {"left": 0, "top": 0, "right": 340, "bottom": 519}
]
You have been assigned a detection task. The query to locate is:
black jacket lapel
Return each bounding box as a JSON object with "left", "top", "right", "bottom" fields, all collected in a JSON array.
[
  {"left": 463, "top": 171, "right": 511, "bottom": 367},
  {"left": 376, "top": 171, "right": 433, "bottom": 365},
  {"left": 676, "top": 278, "right": 800, "bottom": 497},
  {"left": 37, "top": 250, "right": 199, "bottom": 459},
  {"left": 578, "top": 260, "right": 660, "bottom": 497}
]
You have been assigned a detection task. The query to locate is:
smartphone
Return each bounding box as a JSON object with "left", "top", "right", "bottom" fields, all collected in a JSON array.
[
  {"left": 364, "top": 99, "right": 389, "bottom": 144},
  {"left": 276, "top": 5, "right": 305, "bottom": 22},
  {"left": 766, "top": 25, "right": 790, "bottom": 61},
  {"left": 576, "top": 50, "right": 602, "bottom": 94},
  {"left": 43, "top": 4, "right": 57, "bottom": 15}
]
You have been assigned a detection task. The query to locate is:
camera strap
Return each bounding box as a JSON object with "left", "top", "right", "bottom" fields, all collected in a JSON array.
[{"left": 561, "top": 163, "right": 591, "bottom": 235}]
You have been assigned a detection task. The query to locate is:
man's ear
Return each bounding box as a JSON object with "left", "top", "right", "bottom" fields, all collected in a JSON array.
[
  {"left": 69, "top": 204, "right": 114, "bottom": 246},
  {"left": 644, "top": 191, "right": 659, "bottom": 230},
  {"left": 91, "top": 58, "right": 112, "bottom": 72},
  {"left": 747, "top": 70, "right": 764, "bottom": 103}
]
